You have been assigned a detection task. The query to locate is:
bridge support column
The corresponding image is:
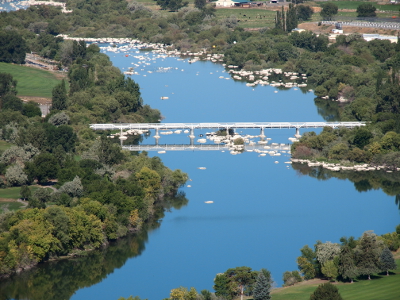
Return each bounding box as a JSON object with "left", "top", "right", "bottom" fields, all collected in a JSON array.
[
  {"left": 295, "top": 127, "right": 301, "bottom": 138},
  {"left": 154, "top": 128, "right": 160, "bottom": 139},
  {"left": 260, "top": 127, "right": 265, "bottom": 140},
  {"left": 189, "top": 128, "right": 195, "bottom": 139},
  {"left": 226, "top": 127, "right": 230, "bottom": 137}
]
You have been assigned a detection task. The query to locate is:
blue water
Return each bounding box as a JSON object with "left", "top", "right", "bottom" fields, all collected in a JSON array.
[{"left": 67, "top": 47, "right": 400, "bottom": 300}]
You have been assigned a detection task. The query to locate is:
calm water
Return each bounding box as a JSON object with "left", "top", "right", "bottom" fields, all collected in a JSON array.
[{"left": 1, "top": 46, "right": 399, "bottom": 300}]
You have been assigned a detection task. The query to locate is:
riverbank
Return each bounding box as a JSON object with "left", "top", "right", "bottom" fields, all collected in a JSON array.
[{"left": 291, "top": 158, "right": 400, "bottom": 172}]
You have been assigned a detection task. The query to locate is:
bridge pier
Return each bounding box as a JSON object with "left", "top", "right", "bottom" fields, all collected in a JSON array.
[
  {"left": 226, "top": 127, "right": 230, "bottom": 137},
  {"left": 154, "top": 128, "right": 160, "bottom": 139},
  {"left": 260, "top": 127, "right": 265, "bottom": 140},
  {"left": 295, "top": 127, "right": 301, "bottom": 138},
  {"left": 189, "top": 128, "right": 195, "bottom": 139}
]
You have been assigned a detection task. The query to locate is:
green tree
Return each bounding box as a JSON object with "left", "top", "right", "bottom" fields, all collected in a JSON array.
[
  {"left": 253, "top": 270, "right": 271, "bottom": 300},
  {"left": 2, "top": 94, "right": 23, "bottom": 112},
  {"left": 297, "top": 245, "right": 318, "bottom": 279},
  {"left": 20, "top": 185, "right": 31, "bottom": 201},
  {"left": 26, "top": 152, "right": 59, "bottom": 184},
  {"left": 214, "top": 267, "right": 257, "bottom": 300},
  {"left": 320, "top": 3, "right": 338, "bottom": 21},
  {"left": 321, "top": 260, "right": 338, "bottom": 281},
  {"left": 23, "top": 101, "right": 42, "bottom": 118},
  {"left": 156, "top": 0, "right": 188, "bottom": 11},
  {"left": 297, "top": 5, "right": 313, "bottom": 21},
  {"left": 352, "top": 128, "right": 373, "bottom": 149},
  {"left": 51, "top": 79, "right": 67, "bottom": 111},
  {"left": 357, "top": 231, "right": 381, "bottom": 280},
  {"left": 356, "top": 3, "right": 376, "bottom": 17},
  {"left": 282, "top": 270, "right": 302, "bottom": 286},
  {"left": 379, "top": 247, "right": 397, "bottom": 276},
  {"left": 0, "top": 72, "right": 17, "bottom": 110},
  {"left": 310, "top": 282, "right": 343, "bottom": 300},
  {"left": 194, "top": 0, "right": 206, "bottom": 9},
  {"left": 0, "top": 30, "right": 28, "bottom": 64},
  {"left": 98, "top": 135, "right": 124, "bottom": 165},
  {"left": 338, "top": 246, "right": 358, "bottom": 283}
]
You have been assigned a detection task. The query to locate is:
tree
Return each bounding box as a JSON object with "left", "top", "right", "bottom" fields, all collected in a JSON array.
[
  {"left": 0, "top": 30, "right": 28, "bottom": 64},
  {"left": 226, "top": 266, "right": 258, "bottom": 300},
  {"left": 214, "top": 273, "right": 230, "bottom": 299},
  {"left": 156, "top": 0, "right": 188, "bottom": 11},
  {"left": 23, "top": 101, "right": 42, "bottom": 118},
  {"left": 320, "top": 3, "right": 338, "bottom": 21},
  {"left": 357, "top": 3, "right": 376, "bottom": 17},
  {"left": 309, "top": 283, "right": 343, "bottom": 300},
  {"left": 2, "top": 94, "right": 23, "bottom": 112},
  {"left": 194, "top": 0, "right": 206, "bottom": 9},
  {"left": 5, "top": 164, "right": 28, "bottom": 186},
  {"left": 316, "top": 242, "right": 341, "bottom": 266},
  {"left": 297, "top": 245, "right": 318, "bottom": 279},
  {"left": 282, "top": 270, "right": 302, "bottom": 286},
  {"left": 26, "top": 152, "right": 59, "bottom": 184},
  {"left": 169, "top": 286, "right": 197, "bottom": 300},
  {"left": 58, "top": 176, "right": 84, "bottom": 198},
  {"left": 0, "top": 72, "right": 17, "bottom": 110},
  {"left": 379, "top": 247, "right": 397, "bottom": 276},
  {"left": 20, "top": 185, "right": 31, "bottom": 201},
  {"left": 48, "top": 112, "right": 70, "bottom": 126},
  {"left": 297, "top": 5, "right": 313, "bottom": 21},
  {"left": 356, "top": 231, "right": 381, "bottom": 280},
  {"left": 338, "top": 246, "right": 358, "bottom": 283},
  {"left": 214, "top": 267, "right": 258, "bottom": 300},
  {"left": 253, "top": 270, "right": 271, "bottom": 300},
  {"left": 321, "top": 260, "right": 338, "bottom": 281},
  {"left": 51, "top": 79, "right": 67, "bottom": 111}
]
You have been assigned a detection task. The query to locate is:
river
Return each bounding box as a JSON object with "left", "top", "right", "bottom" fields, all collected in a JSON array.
[{"left": 0, "top": 45, "right": 399, "bottom": 300}]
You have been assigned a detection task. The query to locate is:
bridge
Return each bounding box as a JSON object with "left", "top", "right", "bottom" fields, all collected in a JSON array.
[
  {"left": 122, "top": 143, "right": 291, "bottom": 152},
  {"left": 90, "top": 122, "right": 366, "bottom": 137}
]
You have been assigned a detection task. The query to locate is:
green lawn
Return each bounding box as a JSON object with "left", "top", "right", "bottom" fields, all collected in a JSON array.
[
  {"left": 0, "top": 201, "right": 25, "bottom": 214},
  {"left": 0, "top": 186, "right": 49, "bottom": 200},
  {"left": 272, "top": 259, "right": 400, "bottom": 300},
  {"left": 0, "top": 62, "right": 61, "bottom": 98},
  {"left": 215, "top": 8, "right": 276, "bottom": 28},
  {"left": 332, "top": 1, "right": 400, "bottom": 11},
  {"left": 0, "top": 140, "right": 12, "bottom": 152}
]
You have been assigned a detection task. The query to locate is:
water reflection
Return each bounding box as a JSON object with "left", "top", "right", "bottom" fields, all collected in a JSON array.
[
  {"left": 292, "top": 162, "right": 400, "bottom": 209},
  {"left": 314, "top": 97, "right": 341, "bottom": 122},
  {"left": 0, "top": 229, "right": 149, "bottom": 300},
  {"left": 0, "top": 192, "right": 188, "bottom": 300}
]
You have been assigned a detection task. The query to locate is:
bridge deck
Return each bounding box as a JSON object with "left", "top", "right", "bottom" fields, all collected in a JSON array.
[
  {"left": 123, "top": 143, "right": 291, "bottom": 151},
  {"left": 90, "top": 122, "right": 366, "bottom": 131}
]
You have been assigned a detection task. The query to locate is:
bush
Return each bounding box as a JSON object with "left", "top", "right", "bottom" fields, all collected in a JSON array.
[{"left": 310, "top": 283, "right": 343, "bottom": 300}]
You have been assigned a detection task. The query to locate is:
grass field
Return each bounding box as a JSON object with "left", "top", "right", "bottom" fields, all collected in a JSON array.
[
  {"left": 333, "top": 1, "right": 400, "bottom": 11},
  {"left": 0, "top": 140, "right": 12, "bottom": 152},
  {"left": 0, "top": 201, "right": 25, "bottom": 214},
  {"left": 215, "top": 8, "right": 276, "bottom": 28},
  {"left": 0, "top": 186, "right": 49, "bottom": 200},
  {"left": 271, "top": 259, "right": 400, "bottom": 300},
  {"left": 0, "top": 62, "right": 61, "bottom": 98}
]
